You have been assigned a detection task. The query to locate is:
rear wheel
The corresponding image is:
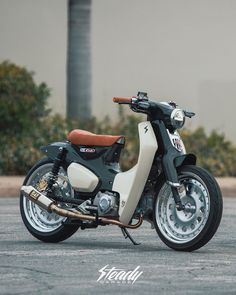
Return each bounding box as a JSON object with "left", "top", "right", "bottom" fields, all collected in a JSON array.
[
  {"left": 153, "top": 165, "right": 223, "bottom": 251},
  {"left": 20, "top": 158, "right": 79, "bottom": 243}
]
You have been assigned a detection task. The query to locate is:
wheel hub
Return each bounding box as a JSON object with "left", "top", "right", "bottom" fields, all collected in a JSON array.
[{"left": 175, "top": 195, "right": 196, "bottom": 221}]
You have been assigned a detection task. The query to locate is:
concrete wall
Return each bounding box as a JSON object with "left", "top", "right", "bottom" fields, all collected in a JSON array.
[
  {"left": 0, "top": 0, "right": 236, "bottom": 141},
  {"left": 0, "top": 0, "right": 67, "bottom": 114},
  {"left": 92, "top": 0, "right": 236, "bottom": 141}
]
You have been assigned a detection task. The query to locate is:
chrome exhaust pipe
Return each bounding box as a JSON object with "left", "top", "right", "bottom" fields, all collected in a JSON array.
[{"left": 21, "top": 186, "right": 143, "bottom": 229}]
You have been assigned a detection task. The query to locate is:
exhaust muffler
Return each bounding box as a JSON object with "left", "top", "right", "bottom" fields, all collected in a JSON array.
[
  {"left": 21, "top": 185, "right": 54, "bottom": 211},
  {"left": 21, "top": 186, "right": 143, "bottom": 229}
]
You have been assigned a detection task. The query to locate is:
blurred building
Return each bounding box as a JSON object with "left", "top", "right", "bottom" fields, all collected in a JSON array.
[{"left": 0, "top": 0, "right": 236, "bottom": 141}]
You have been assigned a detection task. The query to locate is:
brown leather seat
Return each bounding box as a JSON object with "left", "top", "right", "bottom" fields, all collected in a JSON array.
[{"left": 67, "top": 129, "right": 124, "bottom": 147}]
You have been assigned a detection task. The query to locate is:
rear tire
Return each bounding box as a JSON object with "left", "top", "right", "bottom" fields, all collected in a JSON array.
[
  {"left": 20, "top": 158, "right": 79, "bottom": 243},
  {"left": 153, "top": 165, "right": 223, "bottom": 251}
]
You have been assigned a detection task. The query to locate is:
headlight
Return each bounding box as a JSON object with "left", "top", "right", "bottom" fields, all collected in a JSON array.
[{"left": 170, "top": 109, "right": 185, "bottom": 129}]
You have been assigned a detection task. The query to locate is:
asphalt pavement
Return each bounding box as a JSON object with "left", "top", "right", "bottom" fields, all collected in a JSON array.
[{"left": 0, "top": 197, "right": 236, "bottom": 295}]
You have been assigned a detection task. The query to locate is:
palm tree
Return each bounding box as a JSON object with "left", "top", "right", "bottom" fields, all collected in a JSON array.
[{"left": 67, "top": 0, "right": 91, "bottom": 121}]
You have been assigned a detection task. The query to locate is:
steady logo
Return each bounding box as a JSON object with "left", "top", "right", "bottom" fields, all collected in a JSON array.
[{"left": 97, "top": 265, "right": 143, "bottom": 284}]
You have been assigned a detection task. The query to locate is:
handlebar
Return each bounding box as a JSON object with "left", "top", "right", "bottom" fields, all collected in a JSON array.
[
  {"left": 112, "top": 95, "right": 195, "bottom": 118},
  {"left": 113, "top": 97, "right": 132, "bottom": 104},
  {"left": 113, "top": 96, "right": 151, "bottom": 112}
]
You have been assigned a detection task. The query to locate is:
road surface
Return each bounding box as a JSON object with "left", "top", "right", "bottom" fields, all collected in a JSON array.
[{"left": 0, "top": 197, "right": 235, "bottom": 295}]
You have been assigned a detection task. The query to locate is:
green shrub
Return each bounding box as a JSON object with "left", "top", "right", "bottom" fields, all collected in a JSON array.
[
  {"left": 0, "top": 61, "right": 50, "bottom": 135},
  {"left": 0, "top": 114, "right": 67, "bottom": 174},
  {"left": 0, "top": 61, "right": 236, "bottom": 176},
  {"left": 1, "top": 114, "right": 236, "bottom": 176},
  {"left": 0, "top": 61, "right": 50, "bottom": 174},
  {"left": 181, "top": 127, "right": 236, "bottom": 176}
]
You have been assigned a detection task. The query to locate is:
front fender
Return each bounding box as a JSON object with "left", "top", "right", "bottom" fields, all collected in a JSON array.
[
  {"left": 174, "top": 153, "right": 197, "bottom": 168},
  {"left": 155, "top": 153, "right": 197, "bottom": 187}
]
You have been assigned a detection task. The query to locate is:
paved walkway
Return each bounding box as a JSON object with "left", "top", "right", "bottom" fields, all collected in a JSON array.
[{"left": 0, "top": 176, "right": 235, "bottom": 198}]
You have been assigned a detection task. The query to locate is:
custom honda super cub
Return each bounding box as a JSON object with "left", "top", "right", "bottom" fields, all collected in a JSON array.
[{"left": 21, "top": 92, "right": 223, "bottom": 251}]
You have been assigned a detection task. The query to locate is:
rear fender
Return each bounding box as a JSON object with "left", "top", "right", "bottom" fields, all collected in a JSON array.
[
  {"left": 40, "top": 142, "right": 117, "bottom": 192},
  {"left": 40, "top": 142, "right": 79, "bottom": 167}
]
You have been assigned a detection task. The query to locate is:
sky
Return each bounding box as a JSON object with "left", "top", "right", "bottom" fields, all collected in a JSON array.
[{"left": 0, "top": 0, "right": 236, "bottom": 142}]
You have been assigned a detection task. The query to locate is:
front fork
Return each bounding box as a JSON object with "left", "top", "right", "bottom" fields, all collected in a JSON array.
[
  {"left": 153, "top": 120, "right": 195, "bottom": 211},
  {"left": 169, "top": 185, "right": 185, "bottom": 211},
  {"left": 162, "top": 152, "right": 185, "bottom": 211}
]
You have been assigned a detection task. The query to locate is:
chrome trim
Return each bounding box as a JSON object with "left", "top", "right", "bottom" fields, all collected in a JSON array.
[
  {"left": 167, "top": 181, "right": 181, "bottom": 187},
  {"left": 170, "top": 109, "right": 185, "bottom": 129}
]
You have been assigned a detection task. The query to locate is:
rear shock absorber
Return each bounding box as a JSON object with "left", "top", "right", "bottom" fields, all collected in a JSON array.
[{"left": 46, "top": 147, "right": 67, "bottom": 198}]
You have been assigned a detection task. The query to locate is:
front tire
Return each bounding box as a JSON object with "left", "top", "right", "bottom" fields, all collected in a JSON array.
[
  {"left": 153, "top": 165, "right": 223, "bottom": 251},
  {"left": 20, "top": 158, "right": 79, "bottom": 243}
]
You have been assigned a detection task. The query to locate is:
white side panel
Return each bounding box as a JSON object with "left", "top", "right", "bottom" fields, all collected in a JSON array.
[
  {"left": 112, "top": 122, "right": 158, "bottom": 225},
  {"left": 67, "top": 163, "right": 99, "bottom": 192}
]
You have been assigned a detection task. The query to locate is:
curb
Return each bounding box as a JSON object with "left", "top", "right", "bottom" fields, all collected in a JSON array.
[
  {"left": 0, "top": 176, "right": 25, "bottom": 198},
  {"left": 0, "top": 176, "right": 235, "bottom": 198},
  {"left": 216, "top": 177, "right": 236, "bottom": 198}
]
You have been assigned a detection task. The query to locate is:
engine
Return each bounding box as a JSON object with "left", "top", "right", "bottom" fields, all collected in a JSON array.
[{"left": 93, "top": 191, "right": 119, "bottom": 217}]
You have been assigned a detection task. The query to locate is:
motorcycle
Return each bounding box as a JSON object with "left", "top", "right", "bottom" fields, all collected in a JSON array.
[{"left": 20, "top": 92, "right": 223, "bottom": 251}]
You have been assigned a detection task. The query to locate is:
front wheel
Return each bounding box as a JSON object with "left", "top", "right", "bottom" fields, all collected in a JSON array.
[{"left": 153, "top": 165, "right": 223, "bottom": 251}]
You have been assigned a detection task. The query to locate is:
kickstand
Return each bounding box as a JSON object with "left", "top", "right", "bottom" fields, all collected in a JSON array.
[{"left": 120, "top": 227, "right": 140, "bottom": 245}]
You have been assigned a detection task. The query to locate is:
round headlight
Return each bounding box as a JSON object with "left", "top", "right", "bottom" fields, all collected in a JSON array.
[{"left": 170, "top": 109, "right": 185, "bottom": 129}]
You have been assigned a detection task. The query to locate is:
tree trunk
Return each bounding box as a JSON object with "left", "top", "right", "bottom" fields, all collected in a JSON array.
[{"left": 67, "top": 0, "right": 91, "bottom": 121}]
